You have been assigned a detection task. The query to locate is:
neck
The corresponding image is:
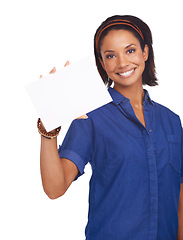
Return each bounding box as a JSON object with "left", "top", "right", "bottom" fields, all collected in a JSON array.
[{"left": 113, "top": 83, "right": 145, "bottom": 108}]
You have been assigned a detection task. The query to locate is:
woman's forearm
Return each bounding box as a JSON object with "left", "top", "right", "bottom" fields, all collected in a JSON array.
[{"left": 40, "top": 136, "right": 66, "bottom": 199}]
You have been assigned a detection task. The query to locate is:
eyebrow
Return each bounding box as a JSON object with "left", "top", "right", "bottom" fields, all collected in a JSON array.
[
  {"left": 125, "top": 44, "right": 136, "bottom": 49},
  {"left": 104, "top": 50, "right": 115, "bottom": 53},
  {"left": 104, "top": 44, "right": 137, "bottom": 54}
]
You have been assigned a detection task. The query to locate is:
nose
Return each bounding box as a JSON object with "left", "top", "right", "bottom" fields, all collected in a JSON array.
[{"left": 117, "top": 54, "right": 129, "bottom": 68}]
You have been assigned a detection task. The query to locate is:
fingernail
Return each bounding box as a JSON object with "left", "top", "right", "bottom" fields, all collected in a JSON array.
[
  {"left": 64, "top": 61, "right": 70, "bottom": 67},
  {"left": 49, "top": 67, "right": 56, "bottom": 74}
]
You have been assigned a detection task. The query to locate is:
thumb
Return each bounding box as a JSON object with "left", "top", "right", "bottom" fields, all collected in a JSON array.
[{"left": 77, "top": 114, "right": 88, "bottom": 119}]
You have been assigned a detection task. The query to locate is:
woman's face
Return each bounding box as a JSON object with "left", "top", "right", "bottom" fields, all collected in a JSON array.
[{"left": 99, "top": 29, "right": 149, "bottom": 90}]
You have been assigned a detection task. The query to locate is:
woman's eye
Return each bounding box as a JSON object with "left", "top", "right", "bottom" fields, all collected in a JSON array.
[
  {"left": 106, "top": 54, "right": 115, "bottom": 59},
  {"left": 127, "top": 49, "right": 135, "bottom": 54}
]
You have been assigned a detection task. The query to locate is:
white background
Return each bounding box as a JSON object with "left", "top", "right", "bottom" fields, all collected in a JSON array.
[{"left": 0, "top": 0, "right": 182, "bottom": 239}]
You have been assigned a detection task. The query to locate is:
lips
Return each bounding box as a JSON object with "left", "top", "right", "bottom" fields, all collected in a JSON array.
[{"left": 117, "top": 68, "right": 135, "bottom": 77}]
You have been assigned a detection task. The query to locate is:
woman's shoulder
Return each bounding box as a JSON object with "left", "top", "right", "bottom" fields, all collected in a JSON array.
[
  {"left": 153, "top": 101, "right": 178, "bottom": 115},
  {"left": 70, "top": 102, "right": 112, "bottom": 130},
  {"left": 153, "top": 100, "right": 181, "bottom": 126},
  {"left": 86, "top": 101, "right": 113, "bottom": 118}
]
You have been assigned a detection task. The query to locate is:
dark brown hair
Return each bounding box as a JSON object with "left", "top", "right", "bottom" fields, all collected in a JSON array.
[{"left": 94, "top": 15, "right": 158, "bottom": 87}]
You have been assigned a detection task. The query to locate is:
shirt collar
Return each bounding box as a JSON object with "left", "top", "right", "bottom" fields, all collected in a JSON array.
[
  {"left": 143, "top": 89, "right": 154, "bottom": 105},
  {"left": 108, "top": 87, "right": 154, "bottom": 106}
]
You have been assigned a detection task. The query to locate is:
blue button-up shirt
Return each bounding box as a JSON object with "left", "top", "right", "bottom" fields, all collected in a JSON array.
[{"left": 59, "top": 87, "right": 183, "bottom": 240}]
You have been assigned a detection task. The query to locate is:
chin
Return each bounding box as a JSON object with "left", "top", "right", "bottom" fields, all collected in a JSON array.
[{"left": 114, "top": 79, "right": 139, "bottom": 86}]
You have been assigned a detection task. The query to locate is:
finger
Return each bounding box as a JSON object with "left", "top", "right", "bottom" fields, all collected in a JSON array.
[
  {"left": 49, "top": 67, "right": 56, "bottom": 74},
  {"left": 77, "top": 114, "right": 88, "bottom": 119},
  {"left": 39, "top": 119, "right": 46, "bottom": 131},
  {"left": 64, "top": 61, "right": 70, "bottom": 67}
]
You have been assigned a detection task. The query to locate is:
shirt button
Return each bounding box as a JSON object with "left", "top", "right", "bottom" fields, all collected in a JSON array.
[{"left": 148, "top": 129, "right": 152, "bottom": 133}]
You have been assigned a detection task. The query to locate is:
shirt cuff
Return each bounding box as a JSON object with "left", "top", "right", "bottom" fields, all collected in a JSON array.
[
  {"left": 181, "top": 176, "right": 183, "bottom": 184},
  {"left": 58, "top": 149, "right": 86, "bottom": 179}
]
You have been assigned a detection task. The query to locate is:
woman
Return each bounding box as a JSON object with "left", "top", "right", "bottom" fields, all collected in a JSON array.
[{"left": 38, "top": 15, "right": 183, "bottom": 239}]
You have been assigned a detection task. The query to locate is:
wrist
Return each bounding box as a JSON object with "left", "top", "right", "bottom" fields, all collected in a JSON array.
[{"left": 37, "top": 118, "right": 61, "bottom": 139}]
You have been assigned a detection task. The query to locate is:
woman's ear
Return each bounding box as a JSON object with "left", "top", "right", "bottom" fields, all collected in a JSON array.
[
  {"left": 98, "top": 57, "right": 106, "bottom": 70},
  {"left": 143, "top": 44, "right": 149, "bottom": 62}
]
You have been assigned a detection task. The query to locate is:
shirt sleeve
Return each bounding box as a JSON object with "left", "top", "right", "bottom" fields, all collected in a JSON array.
[{"left": 58, "top": 118, "right": 93, "bottom": 180}]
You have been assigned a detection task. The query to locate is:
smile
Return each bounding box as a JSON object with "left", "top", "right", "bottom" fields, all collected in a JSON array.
[{"left": 117, "top": 68, "right": 135, "bottom": 77}]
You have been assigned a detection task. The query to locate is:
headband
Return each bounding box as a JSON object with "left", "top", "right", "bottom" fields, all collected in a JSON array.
[{"left": 95, "top": 19, "right": 144, "bottom": 55}]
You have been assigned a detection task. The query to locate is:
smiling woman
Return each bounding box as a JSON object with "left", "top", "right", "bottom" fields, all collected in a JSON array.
[{"left": 39, "top": 14, "right": 183, "bottom": 240}]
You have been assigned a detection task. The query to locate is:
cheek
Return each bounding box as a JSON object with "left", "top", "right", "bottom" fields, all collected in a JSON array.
[
  {"left": 103, "top": 60, "right": 116, "bottom": 73},
  {"left": 139, "top": 57, "right": 146, "bottom": 71},
  {"left": 133, "top": 53, "right": 146, "bottom": 67}
]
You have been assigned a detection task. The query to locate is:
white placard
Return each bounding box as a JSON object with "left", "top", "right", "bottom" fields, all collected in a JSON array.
[{"left": 26, "top": 57, "right": 112, "bottom": 132}]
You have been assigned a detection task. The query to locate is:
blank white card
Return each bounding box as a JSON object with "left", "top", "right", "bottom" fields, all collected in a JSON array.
[{"left": 26, "top": 57, "right": 112, "bottom": 132}]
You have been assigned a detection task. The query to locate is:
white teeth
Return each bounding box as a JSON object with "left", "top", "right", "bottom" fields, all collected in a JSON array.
[{"left": 118, "top": 69, "right": 134, "bottom": 77}]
